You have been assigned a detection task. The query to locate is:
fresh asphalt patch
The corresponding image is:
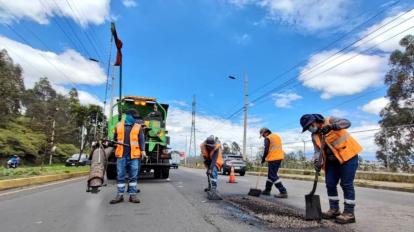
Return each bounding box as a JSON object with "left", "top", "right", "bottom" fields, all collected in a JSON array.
[{"left": 223, "top": 195, "right": 353, "bottom": 232}]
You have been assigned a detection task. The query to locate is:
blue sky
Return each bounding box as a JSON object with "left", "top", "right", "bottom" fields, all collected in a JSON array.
[{"left": 1, "top": 0, "right": 413, "bottom": 160}]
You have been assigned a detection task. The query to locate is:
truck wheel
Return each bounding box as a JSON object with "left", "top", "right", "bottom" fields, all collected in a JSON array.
[
  {"left": 239, "top": 171, "right": 246, "bottom": 176},
  {"left": 106, "top": 164, "right": 117, "bottom": 180},
  {"left": 161, "top": 168, "right": 170, "bottom": 179},
  {"left": 154, "top": 169, "right": 161, "bottom": 179}
]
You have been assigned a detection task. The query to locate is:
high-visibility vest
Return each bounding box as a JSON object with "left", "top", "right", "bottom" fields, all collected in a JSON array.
[
  {"left": 265, "top": 133, "right": 284, "bottom": 161},
  {"left": 200, "top": 143, "right": 223, "bottom": 169},
  {"left": 115, "top": 121, "right": 142, "bottom": 159},
  {"left": 313, "top": 117, "right": 362, "bottom": 169}
]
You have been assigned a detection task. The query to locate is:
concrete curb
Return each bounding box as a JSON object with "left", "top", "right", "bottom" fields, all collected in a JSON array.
[
  {"left": 247, "top": 172, "right": 414, "bottom": 193},
  {"left": 0, "top": 171, "right": 88, "bottom": 191}
]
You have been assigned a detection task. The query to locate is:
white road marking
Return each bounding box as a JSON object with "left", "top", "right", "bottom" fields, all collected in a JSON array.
[{"left": 0, "top": 176, "right": 86, "bottom": 197}]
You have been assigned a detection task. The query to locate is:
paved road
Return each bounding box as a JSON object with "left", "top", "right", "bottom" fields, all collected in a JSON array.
[{"left": 0, "top": 167, "right": 413, "bottom": 232}]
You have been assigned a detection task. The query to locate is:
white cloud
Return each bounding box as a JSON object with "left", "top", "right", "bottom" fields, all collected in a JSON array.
[
  {"left": 122, "top": 0, "right": 138, "bottom": 8},
  {"left": 0, "top": 0, "right": 110, "bottom": 27},
  {"left": 272, "top": 92, "right": 302, "bottom": 108},
  {"left": 234, "top": 33, "right": 251, "bottom": 45},
  {"left": 354, "top": 9, "right": 414, "bottom": 53},
  {"left": 227, "top": 0, "right": 352, "bottom": 32},
  {"left": 362, "top": 97, "right": 390, "bottom": 115},
  {"left": 53, "top": 85, "right": 103, "bottom": 106},
  {"left": 299, "top": 50, "right": 388, "bottom": 99},
  {"left": 329, "top": 109, "right": 348, "bottom": 118},
  {"left": 0, "top": 36, "right": 106, "bottom": 87},
  {"left": 166, "top": 107, "right": 263, "bottom": 159},
  {"left": 170, "top": 100, "right": 189, "bottom": 107}
]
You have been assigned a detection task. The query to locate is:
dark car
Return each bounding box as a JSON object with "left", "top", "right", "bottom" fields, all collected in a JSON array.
[
  {"left": 65, "top": 154, "right": 90, "bottom": 166},
  {"left": 221, "top": 153, "right": 246, "bottom": 176}
]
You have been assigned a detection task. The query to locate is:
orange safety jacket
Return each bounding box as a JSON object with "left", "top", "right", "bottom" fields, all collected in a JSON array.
[
  {"left": 200, "top": 143, "right": 223, "bottom": 169},
  {"left": 265, "top": 133, "right": 284, "bottom": 161},
  {"left": 115, "top": 121, "right": 142, "bottom": 159},
  {"left": 313, "top": 117, "right": 362, "bottom": 170}
]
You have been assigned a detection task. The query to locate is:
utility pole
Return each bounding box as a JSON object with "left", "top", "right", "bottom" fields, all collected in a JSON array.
[
  {"left": 242, "top": 75, "right": 248, "bottom": 161},
  {"left": 111, "top": 22, "right": 123, "bottom": 121},
  {"left": 49, "top": 107, "right": 58, "bottom": 165},
  {"left": 302, "top": 139, "right": 306, "bottom": 157},
  {"left": 49, "top": 117, "right": 56, "bottom": 165},
  {"left": 189, "top": 95, "right": 196, "bottom": 158},
  {"left": 185, "top": 135, "right": 188, "bottom": 165}
]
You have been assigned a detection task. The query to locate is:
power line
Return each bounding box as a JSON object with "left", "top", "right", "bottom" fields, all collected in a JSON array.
[
  {"left": 49, "top": 0, "right": 92, "bottom": 58},
  {"left": 249, "top": 0, "right": 402, "bottom": 97},
  {"left": 64, "top": 0, "right": 104, "bottom": 61},
  {"left": 222, "top": 6, "right": 413, "bottom": 119}
]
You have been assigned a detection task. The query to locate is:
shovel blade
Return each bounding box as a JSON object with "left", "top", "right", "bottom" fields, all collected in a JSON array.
[{"left": 305, "top": 194, "right": 322, "bottom": 220}]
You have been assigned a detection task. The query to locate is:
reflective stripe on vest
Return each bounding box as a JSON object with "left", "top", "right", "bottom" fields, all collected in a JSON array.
[
  {"left": 115, "top": 121, "right": 142, "bottom": 159},
  {"left": 265, "top": 133, "right": 284, "bottom": 161},
  {"left": 313, "top": 117, "right": 362, "bottom": 167}
]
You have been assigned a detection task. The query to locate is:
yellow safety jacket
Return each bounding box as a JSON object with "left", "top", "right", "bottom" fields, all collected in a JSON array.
[
  {"left": 115, "top": 121, "right": 142, "bottom": 159},
  {"left": 265, "top": 133, "right": 284, "bottom": 161}
]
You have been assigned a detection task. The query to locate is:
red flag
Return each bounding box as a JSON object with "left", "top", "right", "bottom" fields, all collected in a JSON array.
[
  {"left": 111, "top": 23, "right": 123, "bottom": 66},
  {"left": 114, "top": 38, "right": 123, "bottom": 66}
]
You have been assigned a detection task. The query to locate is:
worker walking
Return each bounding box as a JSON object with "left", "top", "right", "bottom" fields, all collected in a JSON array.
[
  {"left": 260, "top": 128, "right": 288, "bottom": 198},
  {"left": 110, "top": 109, "right": 146, "bottom": 204},
  {"left": 300, "top": 114, "right": 362, "bottom": 224},
  {"left": 200, "top": 135, "right": 223, "bottom": 193}
]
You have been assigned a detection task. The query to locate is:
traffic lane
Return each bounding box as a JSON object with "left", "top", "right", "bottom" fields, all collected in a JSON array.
[
  {"left": 180, "top": 167, "right": 414, "bottom": 232},
  {"left": 0, "top": 175, "right": 220, "bottom": 232}
]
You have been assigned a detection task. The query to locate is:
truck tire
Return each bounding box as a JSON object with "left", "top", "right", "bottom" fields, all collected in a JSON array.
[
  {"left": 161, "top": 168, "right": 169, "bottom": 179},
  {"left": 154, "top": 168, "right": 161, "bottom": 179},
  {"left": 239, "top": 170, "right": 246, "bottom": 176},
  {"left": 106, "top": 164, "right": 117, "bottom": 180}
]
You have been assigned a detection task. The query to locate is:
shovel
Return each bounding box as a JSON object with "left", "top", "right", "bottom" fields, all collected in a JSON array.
[
  {"left": 248, "top": 165, "right": 262, "bottom": 197},
  {"left": 305, "top": 171, "right": 322, "bottom": 220}
]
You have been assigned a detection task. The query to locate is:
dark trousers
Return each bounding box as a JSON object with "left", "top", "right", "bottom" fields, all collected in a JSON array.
[
  {"left": 325, "top": 155, "right": 358, "bottom": 213},
  {"left": 265, "top": 160, "right": 287, "bottom": 193}
]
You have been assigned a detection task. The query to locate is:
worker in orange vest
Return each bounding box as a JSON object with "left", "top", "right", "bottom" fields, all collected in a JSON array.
[
  {"left": 260, "top": 128, "right": 288, "bottom": 198},
  {"left": 110, "top": 109, "right": 146, "bottom": 204},
  {"left": 200, "top": 135, "right": 223, "bottom": 193},
  {"left": 300, "top": 114, "right": 362, "bottom": 224}
]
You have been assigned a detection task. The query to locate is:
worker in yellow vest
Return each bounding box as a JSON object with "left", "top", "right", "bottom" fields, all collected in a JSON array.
[
  {"left": 260, "top": 128, "right": 288, "bottom": 198},
  {"left": 300, "top": 114, "right": 362, "bottom": 224},
  {"left": 110, "top": 109, "right": 146, "bottom": 204}
]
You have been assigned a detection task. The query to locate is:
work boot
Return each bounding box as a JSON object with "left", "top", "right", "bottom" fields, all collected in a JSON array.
[
  {"left": 322, "top": 208, "right": 341, "bottom": 219},
  {"left": 204, "top": 187, "right": 211, "bottom": 192},
  {"left": 109, "top": 195, "right": 124, "bottom": 204},
  {"left": 274, "top": 192, "right": 288, "bottom": 198},
  {"left": 129, "top": 195, "right": 141, "bottom": 203},
  {"left": 262, "top": 189, "right": 271, "bottom": 196},
  {"left": 335, "top": 211, "right": 356, "bottom": 224}
]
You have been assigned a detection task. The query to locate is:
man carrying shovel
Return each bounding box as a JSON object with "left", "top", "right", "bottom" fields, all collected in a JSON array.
[
  {"left": 300, "top": 114, "right": 362, "bottom": 224},
  {"left": 260, "top": 128, "right": 288, "bottom": 198}
]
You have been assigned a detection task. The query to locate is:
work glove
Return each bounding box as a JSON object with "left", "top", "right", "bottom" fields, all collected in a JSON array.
[
  {"left": 206, "top": 168, "right": 212, "bottom": 175},
  {"left": 141, "top": 151, "right": 147, "bottom": 160},
  {"left": 313, "top": 159, "right": 322, "bottom": 172},
  {"left": 321, "top": 125, "right": 333, "bottom": 135}
]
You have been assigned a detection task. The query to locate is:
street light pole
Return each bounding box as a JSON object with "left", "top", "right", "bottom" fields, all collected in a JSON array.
[{"left": 243, "top": 75, "right": 248, "bottom": 161}]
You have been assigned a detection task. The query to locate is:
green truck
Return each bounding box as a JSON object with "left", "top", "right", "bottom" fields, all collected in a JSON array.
[{"left": 106, "top": 96, "right": 171, "bottom": 179}]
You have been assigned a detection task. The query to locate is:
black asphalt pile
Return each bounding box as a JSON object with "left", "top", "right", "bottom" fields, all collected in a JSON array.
[{"left": 225, "top": 195, "right": 352, "bottom": 232}]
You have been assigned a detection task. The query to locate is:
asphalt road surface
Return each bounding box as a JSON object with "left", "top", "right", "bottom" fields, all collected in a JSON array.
[{"left": 0, "top": 167, "right": 413, "bottom": 232}]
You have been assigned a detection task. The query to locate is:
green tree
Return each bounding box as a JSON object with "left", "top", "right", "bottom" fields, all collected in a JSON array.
[
  {"left": 0, "top": 49, "right": 25, "bottom": 126},
  {"left": 375, "top": 35, "right": 414, "bottom": 171}
]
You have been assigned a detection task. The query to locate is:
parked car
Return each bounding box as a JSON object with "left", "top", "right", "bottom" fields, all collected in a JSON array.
[
  {"left": 65, "top": 154, "right": 90, "bottom": 166},
  {"left": 221, "top": 153, "right": 246, "bottom": 176}
]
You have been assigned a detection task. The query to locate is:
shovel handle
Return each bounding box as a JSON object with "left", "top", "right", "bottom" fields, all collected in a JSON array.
[{"left": 309, "top": 171, "right": 319, "bottom": 196}]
